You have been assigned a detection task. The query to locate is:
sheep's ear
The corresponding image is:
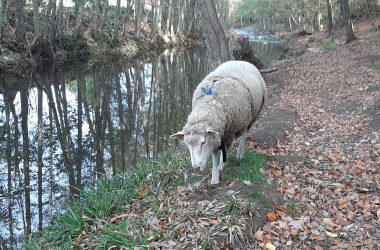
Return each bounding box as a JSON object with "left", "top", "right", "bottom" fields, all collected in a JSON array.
[
  {"left": 170, "top": 131, "right": 185, "bottom": 141},
  {"left": 205, "top": 128, "right": 218, "bottom": 136}
]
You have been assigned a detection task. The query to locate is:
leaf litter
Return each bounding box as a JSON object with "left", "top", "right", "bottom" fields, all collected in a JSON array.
[{"left": 253, "top": 19, "right": 380, "bottom": 249}]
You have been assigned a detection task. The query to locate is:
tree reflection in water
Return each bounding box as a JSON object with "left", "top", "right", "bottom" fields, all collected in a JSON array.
[{"left": 0, "top": 48, "right": 210, "bottom": 245}]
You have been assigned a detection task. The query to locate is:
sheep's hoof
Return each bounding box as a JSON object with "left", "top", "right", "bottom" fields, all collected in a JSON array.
[{"left": 211, "top": 179, "right": 220, "bottom": 185}]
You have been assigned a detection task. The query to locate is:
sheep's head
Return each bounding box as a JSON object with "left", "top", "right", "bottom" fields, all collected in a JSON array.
[{"left": 171, "top": 128, "right": 221, "bottom": 171}]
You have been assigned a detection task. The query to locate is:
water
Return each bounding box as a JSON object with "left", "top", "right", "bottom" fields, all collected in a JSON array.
[
  {"left": 232, "top": 28, "right": 284, "bottom": 64},
  {"left": 0, "top": 30, "right": 283, "bottom": 246}
]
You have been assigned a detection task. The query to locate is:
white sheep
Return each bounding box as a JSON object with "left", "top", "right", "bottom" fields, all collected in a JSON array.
[{"left": 171, "top": 60, "right": 266, "bottom": 184}]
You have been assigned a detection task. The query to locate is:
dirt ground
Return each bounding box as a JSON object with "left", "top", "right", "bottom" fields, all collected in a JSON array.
[{"left": 250, "top": 18, "right": 380, "bottom": 249}]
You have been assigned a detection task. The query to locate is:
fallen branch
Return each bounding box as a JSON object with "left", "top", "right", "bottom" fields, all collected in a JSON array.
[{"left": 259, "top": 68, "right": 278, "bottom": 74}]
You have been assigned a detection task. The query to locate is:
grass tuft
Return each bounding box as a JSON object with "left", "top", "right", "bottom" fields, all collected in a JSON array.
[
  {"left": 308, "top": 36, "right": 316, "bottom": 43},
  {"left": 323, "top": 42, "right": 336, "bottom": 52}
]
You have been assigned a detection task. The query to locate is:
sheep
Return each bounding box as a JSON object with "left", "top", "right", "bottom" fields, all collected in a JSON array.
[{"left": 171, "top": 60, "right": 266, "bottom": 185}]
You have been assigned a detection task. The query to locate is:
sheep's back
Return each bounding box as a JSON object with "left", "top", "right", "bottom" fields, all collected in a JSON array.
[
  {"left": 200, "top": 60, "right": 266, "bottom": 118},
  {"left": 192, "top": 78, "right": 253, "bottom": 142}
]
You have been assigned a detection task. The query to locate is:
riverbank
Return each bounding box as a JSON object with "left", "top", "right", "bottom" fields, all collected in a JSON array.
[
  {"left": 25, "top": 151, "right": 279, "bottom": 249},
  {"left": 0, "top": 29, "right": 202, "bottom": 75}
]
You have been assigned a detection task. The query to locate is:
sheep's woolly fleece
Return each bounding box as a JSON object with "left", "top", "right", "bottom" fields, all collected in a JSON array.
[{"left": 183, "top": 60, "right": 266, "bottom": 143}]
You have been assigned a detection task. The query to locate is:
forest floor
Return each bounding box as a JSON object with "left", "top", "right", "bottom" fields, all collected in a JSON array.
[{"left": 250, "top": 18, "right": 380, "bottom": 249}]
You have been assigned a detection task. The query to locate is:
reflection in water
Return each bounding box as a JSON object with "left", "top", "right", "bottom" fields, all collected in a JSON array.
[{"left": 0, "top": 48, "right": 210, "bottom": 245}]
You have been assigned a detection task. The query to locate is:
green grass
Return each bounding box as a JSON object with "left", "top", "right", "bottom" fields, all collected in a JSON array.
[
  {"left": 323, "top": 42, "right": 336, "bottom": 52},
  {"left": 25, "top": 151, "right": 270, "bottom": 249},
  {"left": 227, "top": 150, "right": 266, "bottom": 184},
  {"left": 308, "top": 36, "right": 316, "bottom": 43},
  {"left": 24, "top": 153, "right": 189, "bottom": 249}
]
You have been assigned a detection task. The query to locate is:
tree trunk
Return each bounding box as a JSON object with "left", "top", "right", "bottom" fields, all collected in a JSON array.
[
  {"left": 327, "top": 0, "right": 333, "bottom": 37},
  {"left": 341, "top": 0, "right": 356, "bottom": 43},
  {"left": 21, "top": 88, "right": 31, "bottom": 236},
  {"left": 110, "top": 0, "right": 121, "bottom": 42},
  {"left": 0, "top": 0, "right": 6, "bottom": 42},
  {"left": 37, "top": 88, "right": 43, "bottom": 231},
  {"left": 152, "top": 0, "right": 161, "bottom": 34},
  {"left": 203, "top": 0, "right": 231, "bottom": 62},
  {"left": 49, "top": 0, "right": 57, "bottom": 41},
  {"left": 74, "top": 3, "right": 83, "bottom": 38},
  {"left": 135, "top": 0, "right": 144, "bottom": 37},
  {"left": 76, "top": 77, "right": 84, "bottom": 190},
  {"left": 5, "top": 97, "right": 15, "bottom": 246},
  {"left": 14, "top": 0, "right": 25, "bottom": 42},
  {"left": 91, "top": 0, "right": 100, "bottom": 40}
]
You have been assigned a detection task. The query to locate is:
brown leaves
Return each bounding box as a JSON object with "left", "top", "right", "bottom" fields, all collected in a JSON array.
[
  {"left": 252, "top": 22, "right": 380, "bottom": 250},
  {"left": 137, "top": 185, "right": 150, "bottom": 199},
  {"left": 266, "top": 211, "right": 278, "bottom": 222}
]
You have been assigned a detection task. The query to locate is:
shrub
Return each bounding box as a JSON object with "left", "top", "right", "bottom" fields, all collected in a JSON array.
[{"left": 58, "top": 34, "right": 89, "bottom": 54}]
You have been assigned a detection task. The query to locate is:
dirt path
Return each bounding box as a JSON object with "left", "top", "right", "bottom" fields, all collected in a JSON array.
[{"left": 253, "top": 19, "right": 380, "bottom": 249}]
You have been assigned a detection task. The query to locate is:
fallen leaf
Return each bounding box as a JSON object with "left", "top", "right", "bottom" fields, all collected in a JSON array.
[
  {"left": 265, "top": 242, "right": 276, "bottom": 250},
  {"left": 222, "top": 243, "right": 234, "bottom": 250},
  {"left": 243, "top": 180, "right": 252, "bottom": 186},
  {"left": 228, "top": 178, "right": 239, "bottom": 187},
  {"left": 158, "top": 219, "right": 168, "bottom": 229},
  {"left": 266, "top": 211, "right": 278, "bottom": 222},
  {"left": 353, "top": 165, "right": 365, "bottom": 175},
  {"left": 288, "top": 220, "right": 302, "bottom": 229},
  {"left": 274, "top": 203, "right": 285, "bottom": 212},
  {"left": 138, "top": 185, "right": 150, "bottom": 199},
  {"left": 255, "top": 230, "right": 264, "bottom": 241},
  {"left": 333, "top": 240, "right": 348, "bottom": 249},
  {"left": 310, "top": 235, "right": 326, "bottom": 241},
  {"left": 210, "top": 217, "right": 218, "bottom": 225},
  {"left": 326, "top": 231, "right": 338, "bottom": 238}
]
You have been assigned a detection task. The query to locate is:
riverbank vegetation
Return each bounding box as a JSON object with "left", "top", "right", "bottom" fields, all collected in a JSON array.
[{"left": 24, "top": 151, "right": 274, "bottom": 249}]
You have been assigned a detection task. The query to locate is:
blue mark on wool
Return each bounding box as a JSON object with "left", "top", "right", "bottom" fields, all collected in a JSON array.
[{"left": 201, "top": 87, "right": 216, "bottom": 96}]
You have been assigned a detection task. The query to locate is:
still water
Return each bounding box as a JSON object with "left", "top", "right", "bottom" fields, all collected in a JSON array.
[{"left": 0, "top": 35, "right": 283, "bottom": 245}]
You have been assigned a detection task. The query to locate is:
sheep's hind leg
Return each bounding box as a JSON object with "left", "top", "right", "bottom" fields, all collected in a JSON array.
[
  {"left": 211, "top": 150, "right": 220, "bottom": 185},
  {"left": 237, "top": 131, "right": 248, "bottom": 160}
]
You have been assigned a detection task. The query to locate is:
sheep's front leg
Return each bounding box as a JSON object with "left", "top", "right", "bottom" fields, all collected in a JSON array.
[
  {"left": 237, "top": 131, "right": 248, "bottom": 160},
  {"left": 211, "top": 150, "right": 220, "bottom": 185}
]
